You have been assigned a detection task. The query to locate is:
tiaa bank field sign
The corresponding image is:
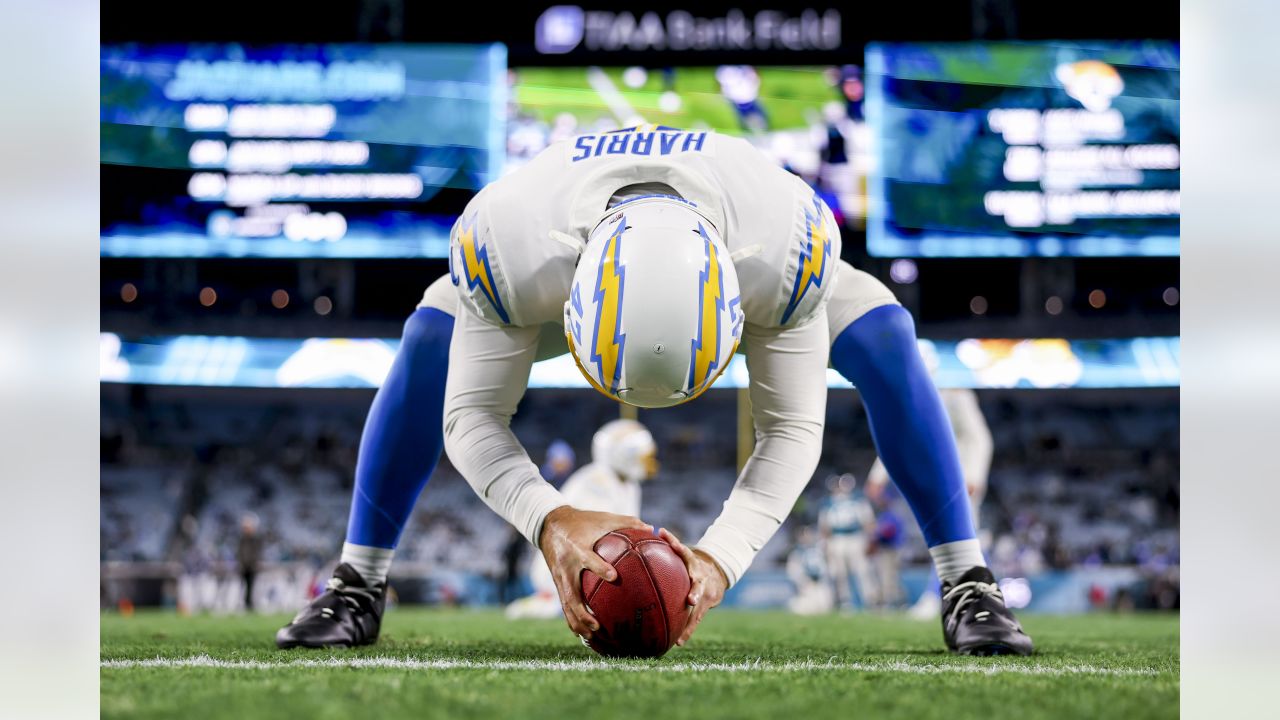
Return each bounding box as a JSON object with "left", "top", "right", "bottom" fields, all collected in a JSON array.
[{"left": 535, "top": 6, "right": 842, "bottom": 54}]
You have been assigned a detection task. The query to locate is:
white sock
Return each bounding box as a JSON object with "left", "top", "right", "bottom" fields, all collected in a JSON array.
[
  {"left": 341, "top": 542, "right": 395, "bottom": 587},
  {"left": 928, "top": 539, "right": 985, "bottom": 585}
]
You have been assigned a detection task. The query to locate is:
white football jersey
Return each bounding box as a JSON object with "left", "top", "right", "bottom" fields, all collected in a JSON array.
[
  {"left": 441, "top": 129, "right": 878, "bottom": 587},
  {"left": 448, "top": 128, "right": 842, "bottom": 332},
  {"left": 559, "top": 462, "right": 642, "bottom": 518}
]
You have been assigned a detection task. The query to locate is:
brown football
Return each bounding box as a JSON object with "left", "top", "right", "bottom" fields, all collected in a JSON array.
[{"left": 580, "top": 528, "right": 691, "bottom": 658}]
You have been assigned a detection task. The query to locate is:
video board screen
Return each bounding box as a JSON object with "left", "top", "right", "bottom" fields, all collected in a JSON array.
[
  {"left": 866, "top": 41, "right": 1179, "bottom": 257},
  {"left": 506, "top": 65, "right": 870, "bottom": 225},
  {"left": 101, "top": 44, "right": 506, "bottom": 258}
]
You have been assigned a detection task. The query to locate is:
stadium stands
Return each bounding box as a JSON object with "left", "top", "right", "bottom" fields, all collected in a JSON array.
[{"left": 101, "top": 386, "right": 1178, "bottom": 607}]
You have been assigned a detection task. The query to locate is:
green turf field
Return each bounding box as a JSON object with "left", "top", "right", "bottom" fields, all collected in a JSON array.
[
  {"left": 514, "top": 66, "right": 835, "bottom": 133},
  {"left": 101, "top": 608, "right": 1177, "bottom": 720}
]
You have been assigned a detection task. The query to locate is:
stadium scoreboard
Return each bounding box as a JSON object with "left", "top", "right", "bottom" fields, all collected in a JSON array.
[
  {"left": 101, "top": 41, "right": 1180, "bottom": 260},
  {"left": 866, "top": 41, "right": 1179, "bottom": 257},
  {"left": 101, "top": 44, "right": 506, "bottom": 258}
]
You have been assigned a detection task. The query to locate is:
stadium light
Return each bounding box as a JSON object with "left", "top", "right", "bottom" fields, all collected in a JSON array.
[{"left": 889, "top": 258, "right": 918, "bottom": 284}]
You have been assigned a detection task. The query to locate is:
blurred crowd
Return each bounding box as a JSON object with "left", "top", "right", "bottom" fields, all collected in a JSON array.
[{"left": 101, "top": 388, "right": 1177, "bottom": 612}]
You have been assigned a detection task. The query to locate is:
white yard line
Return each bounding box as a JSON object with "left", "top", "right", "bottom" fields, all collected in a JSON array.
[{"left": 102, "top": 655, "right": 1164, "bottom": 677}]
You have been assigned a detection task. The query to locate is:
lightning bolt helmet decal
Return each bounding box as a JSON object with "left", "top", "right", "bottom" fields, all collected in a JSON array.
[
  {"left": 589, "top": 218, "right": 628, "bottom": 394},
  {"left": 565, "top": 196, "right": 741, "bottom": 409},
  {"left": 688, "top": 223, "right": 727, "bottom": 395}
]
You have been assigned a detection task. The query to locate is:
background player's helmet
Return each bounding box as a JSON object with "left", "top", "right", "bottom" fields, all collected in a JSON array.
[
  {"left": 565, "top": 196, "right": 743, "bottom": 408},
  {"left": 826, "top": 473, "right": 857, "bottom": 495},
  {"left": 591, "top": 419, "right": 659, "bottom": 483}
]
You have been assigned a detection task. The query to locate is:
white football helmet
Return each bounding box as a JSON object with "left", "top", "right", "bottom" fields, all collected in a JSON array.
[
  {"left": 591, "top": 419, "right": 658, "bottom": 483},
  {"left": 564, "top": 196, "right": 743, "bottom": 408}
]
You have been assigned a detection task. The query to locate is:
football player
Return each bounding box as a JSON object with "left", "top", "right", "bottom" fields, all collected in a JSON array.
[
  {"left": 506, "top": 419, "right": 657, "bottom": 620},
  {"left": 786, "top": 525, "right": 834, "bottom": 616},
  {"left": 818, "top": 473, "right": 880, "bottom": 611},
  {"left": 276, "top": 126, "right": 1032, "bottom": 656}
]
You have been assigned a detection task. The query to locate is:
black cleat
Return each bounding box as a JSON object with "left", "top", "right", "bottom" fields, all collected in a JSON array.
[
  {"left": 941, "top": 566, "right": 1034, "bottom": 656},
  {"left": 276, "top": 563, "right": 386, "bottom": 649}
]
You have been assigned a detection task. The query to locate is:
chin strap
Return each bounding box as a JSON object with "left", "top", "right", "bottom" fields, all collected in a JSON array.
[
  {"left": 729, "top": 243, "right": 762, "bottom": 263},
  {"left": 549, "top": 230, "right": 586, "bottom": 256}
]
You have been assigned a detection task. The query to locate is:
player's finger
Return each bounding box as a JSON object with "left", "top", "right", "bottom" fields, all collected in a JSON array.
[
  {"left": 565, "top": 565, "right": 604, "bottom": 633},
  {"left": 686, "top": 572, "right": 706, "bottom": 608},
  {"left": 678, "top": 606, "right": 700, "bottom": 645},
  {"left": 658, "top": 527, "right": 689, "bottom": 554},
  {"left": 659, "top": 528, "right": 697, "bottom": 565},
  {"left": 676, "top": 603, "right": 709, "bottom": 646},
  {"left": 568, "top": 599, "right": 597, "bottom": 636},
  {"left": 554, "top": 585, "right": 588, "bottom": 636},
  {"left": 555, "top": 597, "right": 586, "bottom": 635},
  {"left": 552, "top": 569, "right": 596, "bottom": 636},
  {"left": 574, "top": 590, "right": 601, "bottom": 634},
  {"left": 557, "top": 594, "right": 588, "bottom": 637},
  {"left": 657, "top": 529, "right": 703, "bottom": 605},
  {"left": 580, "top": 548, "right": 619, "bottom": 583}
]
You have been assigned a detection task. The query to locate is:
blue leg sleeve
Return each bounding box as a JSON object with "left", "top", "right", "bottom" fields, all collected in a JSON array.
[
  {"left": 829, "top": 305, "right": 975, "bottom": 548},
  {"left": 345, "top": 307, "right": 454, "bottom": 549}
]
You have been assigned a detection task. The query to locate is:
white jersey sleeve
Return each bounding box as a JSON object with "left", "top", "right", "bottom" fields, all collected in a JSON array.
[
  {"left": 441, "top": 306, "right": 569, "bottom": 546},
  {"left": 695, "top": 316, "right": 829, "bottom": 586}
]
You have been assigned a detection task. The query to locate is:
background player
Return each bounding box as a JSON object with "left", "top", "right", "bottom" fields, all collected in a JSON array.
[
  {"left": 786, "top": 525, "right": 834, "bottom": 615},
  {"left": 275, "top": 127, "right": 1031, "bottom": 656},
  {"left": 506, "top": 420, "right": 657, "bottom": 619},
  {"left": 818, "top": 473, "right": 879, "bottom": 611},
  {"left": 715, "top": 65, "right": 768, "bottom": 132},
  {"left": 870, "top": 489, "right": 907, "bottom": 608}
]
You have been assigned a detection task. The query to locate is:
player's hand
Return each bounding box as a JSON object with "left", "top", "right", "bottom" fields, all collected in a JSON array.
[
  {"left": 538, "top": 505, "right": 651, "bottom": 640},
  {"left": 658, "top": 528, "right": 729, "bottom": 647}
]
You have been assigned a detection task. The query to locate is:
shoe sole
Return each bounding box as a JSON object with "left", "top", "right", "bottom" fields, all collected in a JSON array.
[
  {"left": 276, "top": 641, "right": 355, "bottom": 650},
  {"left": 277, "top": 636, "right": 384, "bottom": 650},
  {"left": 956, "top": 642, "right": 1032, "bottom": 657},
  {"left": 276, "top": 633, "right": 381, "bottom": 650}
]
